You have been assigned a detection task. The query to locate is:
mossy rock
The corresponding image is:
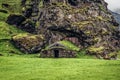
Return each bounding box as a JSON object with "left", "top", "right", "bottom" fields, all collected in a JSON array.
[
  {"left": 108, "top": 52, "right": 117, "bottom": 60},
  {"left": 87, "top": 46, "right": 104, "bottom": 54},
  {"left": 12, "top": 33, "right": 45, "bottom": 54}
]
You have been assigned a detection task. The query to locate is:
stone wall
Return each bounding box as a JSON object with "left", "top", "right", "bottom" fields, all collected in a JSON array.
[{"left": 41, "top": 49, "right": 76, "bottom": 58}]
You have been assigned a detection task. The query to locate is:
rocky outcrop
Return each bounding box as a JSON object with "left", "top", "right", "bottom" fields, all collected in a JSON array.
[
  {"left": 7, "top": 0, "right": 120, "bottom": 59},
  {"left": 12, "top": 33, "right": 45, "bottom": 53},
  {"left": 36, "top": 0, "right": 119, "bottom": 59},
  {"left": 111, "top": 11, "right": 120, "bottom": 28},
  {"left": 6, "top": 14, "right": 36, "bottom": 33}
]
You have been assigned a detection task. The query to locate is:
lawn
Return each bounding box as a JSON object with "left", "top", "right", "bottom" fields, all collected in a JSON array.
[{"left": 0, "top": 57, "right": 120, "bottom": 80}]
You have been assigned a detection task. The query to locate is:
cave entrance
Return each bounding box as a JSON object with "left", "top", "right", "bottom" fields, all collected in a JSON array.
[
  {"left": 68, "top": 0, "right": 78, "bottom": 6},
  {"left": 54, "top": 49, "right": 59, "bottom": 58}
]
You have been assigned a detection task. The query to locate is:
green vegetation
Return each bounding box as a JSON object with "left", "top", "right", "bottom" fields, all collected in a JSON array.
[
  {"left": 0, "top": 12, "right": 9, "bottom": 21},
  {"left": 0, "top": 0, "right": 25, "bottom": 56},
  {"left": 59, "top": 40, "right": 80, "bottom": 51},
  {"left": 0, "top": 22, "right": 26, "bottom": 39},
  {"left": 118, "top": 51, "right": 120, "bottom": 59},
  {"left": 0, "top": 57, "right": 120, "bottom": 80},
  {"left": 72, "top": 21, "right": 93, "bottom": 28},
  {"left": 39, "top": 0, "right": 44, "bottom": 8},
  {"left": 0, "top": 22, "right": 26, "bottom": 56},
  {"left": 44, "top": 40, "right": 80, "bottom": 52},
  {"left": 0, "top": 0, "right": 22, "bottom": 13},
  {"left": 98, "top": 4, "right": 107, "bottom": 13},
  {"left": 0, "top": 0, "right": 120, "bottom": 80},
  {"left": 76, "top": 49, "right": 96, "bottom": 59},
  {"left": 0, "top": 40, "right": 23, "bottom": 56},
  {"left": 12, "top": 33, "right": 29, "bottom": 39},
  {"left": 0, "top": 13, "right": 27, "bottom": 56},
  {"left": 87, "top": 46, "right": 104, "bottom": 54}
]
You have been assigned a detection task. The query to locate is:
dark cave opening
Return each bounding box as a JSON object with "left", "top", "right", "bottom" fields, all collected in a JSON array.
[
  {"left": 68, "top": 0, "right": 79, "bottom": 6},
  {"left": 54, "top": 49, "right": 59, "bottom": 58}
]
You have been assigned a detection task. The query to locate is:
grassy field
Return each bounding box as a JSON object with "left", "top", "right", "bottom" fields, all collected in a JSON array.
[
  {"left": 0, "top": 56, "right": 120, "bottom": 80},
  {"left": 0, "top": 1, "right": 120, "bottom": 80}
]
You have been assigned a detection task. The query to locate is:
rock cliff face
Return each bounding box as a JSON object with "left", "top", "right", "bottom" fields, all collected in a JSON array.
[
  {"left": 111, "top": 11, "right": 120, "bottom": 28},
  {"left": 8, "top": 0, "right": 120, "bottom": 59}
]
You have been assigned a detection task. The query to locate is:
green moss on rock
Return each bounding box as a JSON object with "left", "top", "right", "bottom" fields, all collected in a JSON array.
[
  {"left": 87, "top": 46, "right": 104, "bottom": 54},
  {"left": 12, "top": 33, "right": 45, "bottom": 54},
  {"left": 59, "top": 40, "right": 80, "bottom": 51}
]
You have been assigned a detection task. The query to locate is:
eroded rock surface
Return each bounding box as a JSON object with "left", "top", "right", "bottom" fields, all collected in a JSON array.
[
  {"left": 8, "top": 0, "right": 120, "bottom": 59},
  {"left": 12, "top": 33, "right": 45, "bottom": 53}
]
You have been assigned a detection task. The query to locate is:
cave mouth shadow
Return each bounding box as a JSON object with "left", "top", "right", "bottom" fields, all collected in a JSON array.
[
  {"left": 68, "top": 0, "right": 79, "bottom": 6},
  {"left": 54, "top": 49, "right": 59, "bottom": 58}
]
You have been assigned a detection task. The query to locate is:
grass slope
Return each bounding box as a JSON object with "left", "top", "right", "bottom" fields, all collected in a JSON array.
[
  {"left": 0, "top": 0, "right": 27, "bottom": 56},
  {"left": 0, "top": 21, "right": 27, "bottom": 56},
  {"left": 0, "top": 57, "right": 120, "bottom": 80},
  {"left": 0, "top": 0, "right": 21, "bottom": 13},
  {"left": 0, "top": 40, "right": 23, "bottom": 56},
  {"left": 0, "top": 22, "right": 26, "bottom": 39}
]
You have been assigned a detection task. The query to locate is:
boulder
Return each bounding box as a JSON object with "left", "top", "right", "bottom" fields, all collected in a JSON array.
[{"left": 12, "top": 33, "right": 45, "bottom": 54}]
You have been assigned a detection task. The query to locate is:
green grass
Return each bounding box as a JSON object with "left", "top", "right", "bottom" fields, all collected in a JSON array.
[
  {"left": 0, "top": 22, "right": 27, "bottom": 40},
  {"left": 0, "top": 12, "right": 9, "bottom": 21},
  {"left": 0, "top": 40, "right": 23, "bottom": 56},
  {"left": 59, "top": 40, "right": 80, "bottom": 51},
  {"left": 0, "top": 0, "right": 21, "bottom": 13},
  {"left": 118, "top": 51, "right": 120, "bottom": 59},
  {"left": 0, "top": 22, "right": 26, "bottom": 39},
  {"left": 0, "top": 21, "right": 28, "bottom": 56},
  {"left": 0, "top": 57, "right": 120, "bottom": 80},
  {"left": 76, "top": 50, "right": 96, "bottom": 59}
]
